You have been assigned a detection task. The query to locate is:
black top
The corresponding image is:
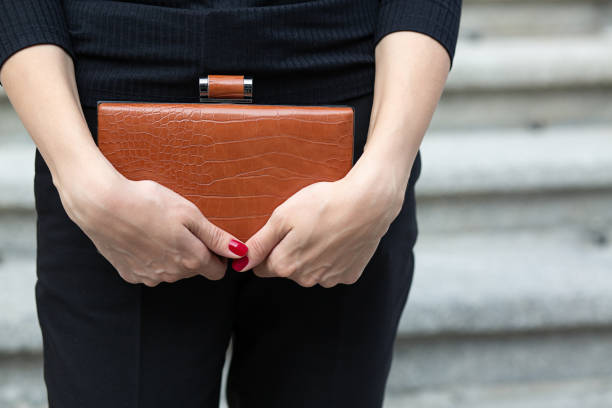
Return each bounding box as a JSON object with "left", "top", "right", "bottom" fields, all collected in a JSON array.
[{"left": 0, "top": 0, "right": 461, "bottom": 107}]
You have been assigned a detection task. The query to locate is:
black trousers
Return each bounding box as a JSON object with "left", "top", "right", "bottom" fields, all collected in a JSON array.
[{"left": 33, "top": 90, "right": 421, "bottom": 408}]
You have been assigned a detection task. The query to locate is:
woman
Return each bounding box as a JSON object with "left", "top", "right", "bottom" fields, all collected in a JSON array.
[{"left": 0, "top": 1, "right": 460, "bottom": 407}]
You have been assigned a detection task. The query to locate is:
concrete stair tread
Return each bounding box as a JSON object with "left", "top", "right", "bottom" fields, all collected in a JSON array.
[
  {"left": 0, "top": 257, "right": 41, "bottom": 352},
  {"left": 460, "top": 1, "right": 612, "bottom": 38},
  {"left": 385, "top": 376, "right": 612, "bottom": 408},
  {"left": 417, "top": 124, "right": 612, "bottom": 197},
  {"left": 3, "top": 35, "right": 612, "bottom": 97},
  {"left": 0, "top": 142, "right": 35, "bottom": 210},
  {"left": 400, "top": 225, "right": 612, "bottom": 336},
  {"left": 447, "top": 35, "right": 612, "bottom": 91},
  {"left": 2, "top": 125, "right": 612, "bottom": 210},
  {"left": 2, "top": 222, "right": 612, "bottom": 352}
]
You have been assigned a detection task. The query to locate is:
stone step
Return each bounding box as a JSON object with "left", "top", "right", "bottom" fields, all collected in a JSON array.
[
  {"left": 432, "top": 86, "right": 612, "bottom": 130},
  {"left": 3, "top": 218, "right": 612, "bottom": 354},
  {"left": 0, "top": 354, "right": 612, "bottom": 408},
  {"left": 389, "top": 328, "right": 612, "bottom": 395},
  {"left": 0, "top": 257, "right": 41, "bottom": 353},
  {"left": 399, "top": 224, "right": 612, "bottom": 338},
  {"left": 446, "top": 36, "right": 612, "bottom": 93},
  {"left": 0, "top": 98, "right": 29, "bottom": 145},
  {"left": 3, "top": 125, "right": 612, "bottom": 212},
  {"left": 434, "top": 35, "right": 612, "bottom": 129},
  {"left": 416, "top": 124, "right": 612, "bottom": 198},
  {"left": 460, "top": 1, "right": 612, "bottom": 39},
  {"left": 2, "top": 254, "right": 612, "bottom": 405},
  {"left": 3, "top": 35, "right": 612, "bottom": 132},
  {"left": 0, "top": 141, "right": 36, "bottom": 211},
  {"left": 1, "top": 35, "right": 610, "bottom": 96},
  {"left": 387, "top": 377, "right": 612, "bottom": 408}
]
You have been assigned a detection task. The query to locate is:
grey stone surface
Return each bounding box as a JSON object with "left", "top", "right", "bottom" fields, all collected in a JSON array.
[
  {"left": 0, "top": 213, "right": 37, "bottom": 257},
  {"left": 385, "top": 376, "right": 612, "bottom": 408},
  {"left": 400, "top": 225, "right": 612, "bottom": 336},
  {"left": 416, "top": 125, "right": 612, "bottom": 197},
  {"left": 0, "top": 355, "right": 46, "bottom": 408},
  {"left": 416, "top": 189, "right": 612, "bottom": 234},
  {"left": 3, "top": 345, "right": 612, "bottom": 408},
  {"left": 446, "top": 36, "right": 612, "bottom": 92},
  {"left": 0, "top": 257, "right": 42, "bottom": 353},
  {"left": 3, "top": 222, "right": 612, "bottom": 353},
  {"left": 0, "top": 100, "right": 29, "bottom": 144},
  {"left": 0, "top": 142, "right": 35, "bottom": 210},
  {"left": 4, "top": 125, "right": 612, "bottom": 210},
  {"left": 431, "top": 88, "right": 612, "bottom": 130},
  {"left": 389, "top": 329, "right": 612, "bottom": 391},
  {"left": 460, "top": 1, "right": 612, "bottom": 38}
]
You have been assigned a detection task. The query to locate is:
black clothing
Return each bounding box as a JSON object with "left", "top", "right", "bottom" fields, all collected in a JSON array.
[
  {"left": 0, "top": 0, "right": 461, "bottom": 106},
  {"left": 5, "top": 1, "right": 452, "bottom": 405},
  {"left": 34, "top": 90, "right": 422, "bottom": 407}
]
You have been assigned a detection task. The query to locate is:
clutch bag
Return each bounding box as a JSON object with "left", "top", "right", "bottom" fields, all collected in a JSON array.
[{"left": 96, "top": 75, "right": 354, "bottom": 242}]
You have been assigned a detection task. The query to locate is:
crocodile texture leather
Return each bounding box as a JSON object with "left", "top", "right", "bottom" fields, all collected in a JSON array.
[
  {"left": 208, "top": 75, "right": 245, "bottom": 99},
  {"left": 97, "top": 102, "right": 354, "bottom": 242}
]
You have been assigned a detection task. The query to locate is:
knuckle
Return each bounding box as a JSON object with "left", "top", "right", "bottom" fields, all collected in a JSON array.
[
  {"left": 268, "top": 256, "right": 289, "bottom": 277},
  {"left": 139, "top": 179, "right": 161, "bottom": 195},
  {"left": 203, "top": 264, "right": 226, "bottom": 281},
  {"left": 142, "top": 279, "right": 160, "bottom": 287},
  {"left": 252, "top": 266, "right": 268, "bottom": 278},
  {"left": 181, "top": 256, "right": 202, "bottom": 271},
  {"left": 296, "top": 276, "right": 317, "bottom": 288},
  {"left": 121, "top": 273, "right": 140, "bottom": 285},
  {"left": 270, "top": 206, "right": 288, "bottom": 228},
  {"left": 345, "top": 274, "right": 361, "bottom": 285},
  {"left": 320, "top": 280, "right": 337, "bottom": 288},
  {"left": 160, "top": 273, "right": 180, "bottom": 283},
  {"left": 282, "top": 258, "right": 302, "bottom": 278},
  {"left": 183, "top": 203, "right": 203, "bottom": 224}
]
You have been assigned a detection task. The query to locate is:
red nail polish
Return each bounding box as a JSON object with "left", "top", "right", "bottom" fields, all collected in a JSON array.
[
  {"left": 229, "top": 239, "right": 248, "bottom": 257},
  {"left": 232, "top": 256, "right": 249, "bottom": 272}
]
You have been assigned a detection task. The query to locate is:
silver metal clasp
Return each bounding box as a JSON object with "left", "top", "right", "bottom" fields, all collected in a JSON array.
[{"left": 199, "top": 75, "right": 253, "bottom": 103}]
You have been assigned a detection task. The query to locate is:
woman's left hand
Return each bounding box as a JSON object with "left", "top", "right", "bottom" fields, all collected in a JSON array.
[{"left": 232, "top": 155, "right": 407, "bottom": 288}]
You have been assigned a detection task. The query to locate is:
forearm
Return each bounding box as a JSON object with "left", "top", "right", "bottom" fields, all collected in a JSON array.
[
  {"left": 0, "top": 44, "right": 120, "bottom": 201},
  {"left": 358, "top": 31, "right": 451, "bottom": 199}
]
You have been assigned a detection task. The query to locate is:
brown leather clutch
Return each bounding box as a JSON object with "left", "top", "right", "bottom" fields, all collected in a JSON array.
[{"left": 96, "top": 75, "right": 354, "bottom": 242}]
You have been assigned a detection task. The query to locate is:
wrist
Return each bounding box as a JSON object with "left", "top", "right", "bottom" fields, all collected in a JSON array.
[
  {"left": 344, "top": 148, "right": 407, "bottom": 218},
  {"left": 351, "top": 142, "right": 415, "bottom": 202},
  {"left": 52, "top": 149, "right": 125, "bottom": 224}
]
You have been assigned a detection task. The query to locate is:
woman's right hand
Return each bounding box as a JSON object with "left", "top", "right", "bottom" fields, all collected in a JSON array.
[
  {"left": 55, "top": 162, "right": 249, "bottom": 287},
  {"left": 1, "top": 44, "right": 248, "bottom": 286}
]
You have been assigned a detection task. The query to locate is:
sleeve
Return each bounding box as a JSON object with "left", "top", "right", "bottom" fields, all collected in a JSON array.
[
  {"left": 0, "top": 0, "right": 75, "bottom": 87},
  {"left": 374, "top": 0, "right": 462, "bottom": 69}
]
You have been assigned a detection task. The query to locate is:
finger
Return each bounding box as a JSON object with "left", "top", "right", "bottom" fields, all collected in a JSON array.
[
  {"left": 178, "top": 228, "right": 227, "bottom": 280},
  {"left": 253, "top": 229, "right": 301, "bottom": 278},
  {"left": 233, "top": 208, "right": 291, "bottom": 272},
  {"left": 202, "top": 247, "right": 228, "bottom": 280},
  {"left": 182, "top": 206, "right": 249, "bottom": 260}
]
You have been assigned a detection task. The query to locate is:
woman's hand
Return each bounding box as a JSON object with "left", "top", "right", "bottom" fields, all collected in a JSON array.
[
  {"left": 232, "top": 151, "right": 405, "bottom": 288},
  {"left": 56, "top": 163, "right": 249, "bottom": 287},
  {"left": 233, "top": 31, "right": 452, "bottom": 288},
  {"left": 2, "top": 45, "right": 251, "bottom": 287}
]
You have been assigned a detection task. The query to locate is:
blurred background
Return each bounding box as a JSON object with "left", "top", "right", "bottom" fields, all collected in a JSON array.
[{"left": 1, "top": 0, "right": 612, "bottom": 407}]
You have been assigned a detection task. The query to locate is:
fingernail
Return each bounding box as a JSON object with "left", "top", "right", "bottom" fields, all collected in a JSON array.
[
  {"left": 229, "top": 239, "right": 248, "bottom": 257},
  {"left": 232, "top": 256, "right": 249, "bottom": 272}
]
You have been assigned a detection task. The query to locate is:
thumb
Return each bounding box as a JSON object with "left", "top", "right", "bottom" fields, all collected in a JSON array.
[
  {"left": 185, "top": 212, "right": 249, "bottom": 260},
  {"left": 232, "top": 211, "right": 290, "bottom": 272}
]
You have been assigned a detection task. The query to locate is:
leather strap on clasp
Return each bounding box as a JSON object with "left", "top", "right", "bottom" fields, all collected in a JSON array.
[{"left": 199, "top": 75, "right": 253, "bottom": 103}]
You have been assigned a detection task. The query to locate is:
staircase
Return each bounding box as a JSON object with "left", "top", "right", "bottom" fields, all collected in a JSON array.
[{"left": 1, "top": 0, "right": 612, "bottom": 406}]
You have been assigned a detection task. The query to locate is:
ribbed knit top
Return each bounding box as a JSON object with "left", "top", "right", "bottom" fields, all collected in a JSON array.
[{"left": 0, "top": 0, "right": 461, "bottom": 107}]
